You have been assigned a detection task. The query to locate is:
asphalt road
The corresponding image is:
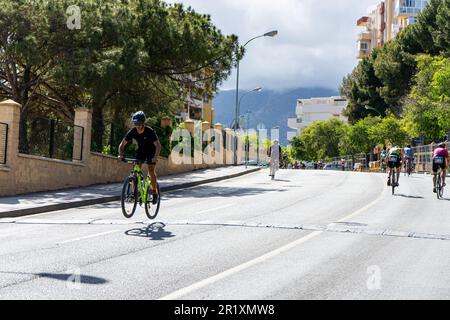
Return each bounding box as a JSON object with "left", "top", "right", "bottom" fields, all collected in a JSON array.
[{"left": 1, "top": 169, "right": 449, "bottom": 300}]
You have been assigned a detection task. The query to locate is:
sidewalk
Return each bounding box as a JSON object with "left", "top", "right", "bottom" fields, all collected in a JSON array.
[{"left": 0, "top": 166, "right": 261, "bottom": 218}]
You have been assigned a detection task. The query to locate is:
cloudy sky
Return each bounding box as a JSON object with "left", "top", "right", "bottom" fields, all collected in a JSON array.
[{"left": 165, "top": 0, "right": 376, "bottom": 92}]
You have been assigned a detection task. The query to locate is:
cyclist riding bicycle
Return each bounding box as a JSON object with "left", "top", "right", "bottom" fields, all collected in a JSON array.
[
  {"left": 380, "top": 146, "right": 387, "bottom": 172},
  {"left": 403, "top": 144, "right": 413, "bottom": 174},
  {"left": 387, "top": 145, "right": 404, "bottom": 187},
  {"left": 268, "top": 140, "right": 281, "bottom": 178},
  {"left": 118, "top": 111, "right": 162, "bottom": 204},
  {"left": 432, "top": 142, "right": 449, "bottom": 193}
]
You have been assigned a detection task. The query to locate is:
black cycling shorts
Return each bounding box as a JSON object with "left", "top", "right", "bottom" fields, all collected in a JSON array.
[
  {"left": 388, "top": 160, "right": 402, "bottom": 168},
  {"left": 135, "top": 150, "right": 156, "bottom": 165},
  {"left": 433, "top": 160, "right": 446, "bottom": 173}
]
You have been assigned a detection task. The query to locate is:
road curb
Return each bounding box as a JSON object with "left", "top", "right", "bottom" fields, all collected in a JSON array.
[{"left": 0, "top": 167, "right": 261, "bottom": 218}]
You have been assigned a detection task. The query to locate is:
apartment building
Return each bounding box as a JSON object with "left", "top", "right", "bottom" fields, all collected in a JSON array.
[
  {"left": 287, "top": 97, "right": 349, "bottom": 141},
  {"left": 357, "top": 0, "right": 429, "bottom": 59},
  {"left": 177, "top": 71, "right": 215, "bottom": 125}
]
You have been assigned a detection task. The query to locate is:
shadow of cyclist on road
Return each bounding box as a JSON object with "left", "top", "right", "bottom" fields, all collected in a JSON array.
[{"left": 125, "top": 222, "right": 175, "bottom": 241}]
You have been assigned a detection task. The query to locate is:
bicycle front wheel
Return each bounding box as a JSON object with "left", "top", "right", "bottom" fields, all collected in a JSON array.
[
  {"left": 121, "top": 176, "right": 138, "bottom": 218},
  {"left": 145, "top": 183, "right": 161, "bottom": 220}
]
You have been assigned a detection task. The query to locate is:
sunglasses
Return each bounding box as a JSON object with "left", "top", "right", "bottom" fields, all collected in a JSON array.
[{"left": 133, "top": 122, "right": 144, "bottom": 127}]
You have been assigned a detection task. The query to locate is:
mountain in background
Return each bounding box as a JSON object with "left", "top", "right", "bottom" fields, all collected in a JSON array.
[{"left": 212, "top": 87, "right": 339, "bottom": 146}]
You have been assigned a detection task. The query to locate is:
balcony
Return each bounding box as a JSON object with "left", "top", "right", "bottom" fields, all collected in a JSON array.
[
  {"left": 357, "top": 32, "right": 372, "bottom": 42},
  {"left": 357, "top": 49, "right": 369, "bottom": 60},
  {"left": 357, "top": 16, "right": 369, "bottom": 27},
  {"left": 395, "top": 1, "right": 422, "bottom": 17},
  {"left": 288, "top": 117, "right": 303, "bottom": 130}
]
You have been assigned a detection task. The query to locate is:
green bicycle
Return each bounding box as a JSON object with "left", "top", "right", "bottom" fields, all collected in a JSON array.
[{"left": 120, "top": 158, "right": 160, "bottom": 219}]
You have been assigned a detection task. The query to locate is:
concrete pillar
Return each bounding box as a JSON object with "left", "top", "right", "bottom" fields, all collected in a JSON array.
[
  {"left": 202, "top": 121, "right": 210, "bottom": 132},
  {"left": 0, "top": 100, "right": 20, "bottom": 167},
  {"left": 214, "top": 123, "right": 223, "bottom": 131},
  {"left": 74, "top": 108, "right": 92, "bottom": 163},
  {"left": 184, "top": 119, "right": 194, "bottom": 136},
  {"left": 0, "top": 99, "right": 21, "bottom": 195},
  {"left": 224, "top": 128, "right": 234, "bottom": 165},
  {"left": 161, "top": 116, "right": 172, "bottom": 129}
]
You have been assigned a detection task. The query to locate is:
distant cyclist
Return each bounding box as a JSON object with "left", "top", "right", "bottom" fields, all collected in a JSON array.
[
  {"left": 403, "top": 144, "right": 413, "bottom": 175},
  {"left": 268, "top": 140, "right": 281, "bottom": 179},
  {"left": 387, "top": 145, "right": 403, "bottom": 187},
  {"left": 432, "top": 142, "right": 449, "bottom": 193},
  {"left": 380, "top": 146, "right": 387, "bottom": 173},
  {"left": 118, "top": 111, "right": 162, "bottom": 204}
]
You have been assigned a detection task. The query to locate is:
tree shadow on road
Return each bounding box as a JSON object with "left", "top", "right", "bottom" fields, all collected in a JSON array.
[
  {"left": 125, "top": 222, "right": 175, "bottom": 241},
  {"left": 161, "top": 185, "right": 286, "bottom": 200},
  {"left": 0, "top": 271, "right": 108, "bottom": 285},
  {"left": 37, "top": 273, "right": 108, "bottom": 284},
  {"left": 394, "top": 194, "right": 425, "bottom": 199}
]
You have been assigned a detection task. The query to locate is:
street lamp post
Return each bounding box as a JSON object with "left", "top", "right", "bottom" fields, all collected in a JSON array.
[
  {"left": 233, "top": 30, "right": 277, "bottom": 165},
  {"left": 232, "top": 87, "right": 261, "bottom": 167}
]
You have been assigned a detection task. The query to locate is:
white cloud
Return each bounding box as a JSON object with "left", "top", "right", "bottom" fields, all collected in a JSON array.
[{"left": 165, "top": 0, "right": 376, "bottom": 91}]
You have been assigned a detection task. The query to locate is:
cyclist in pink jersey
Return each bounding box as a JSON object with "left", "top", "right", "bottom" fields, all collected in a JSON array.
[{"left": 432, "top": 142, "right": 449, "bottom": 193}]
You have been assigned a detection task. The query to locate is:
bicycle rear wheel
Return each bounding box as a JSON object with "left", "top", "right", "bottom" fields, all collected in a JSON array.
[
  {"left": 392, "top": 171, "right": 396, "bottom": 195},
  {"left": 437, "top": 173, "right": 442, "bottom": 199},
  {"left": 145, "top": 183, "right": 161, "bottom": 220},
  {"left": 121, "top": 176, "right": 138, "bottom": 218}
]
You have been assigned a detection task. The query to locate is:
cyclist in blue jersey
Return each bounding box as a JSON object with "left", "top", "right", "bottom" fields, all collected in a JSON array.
[{"left": 403, "top": 144, "right": 413, "bottom": 175}]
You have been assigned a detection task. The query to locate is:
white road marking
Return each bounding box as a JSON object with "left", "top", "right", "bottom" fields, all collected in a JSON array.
[
  {"left": 158, "top": 231, "right": 322, "bottom": 300},
  {"left": 159, "top": 176, "right": 386, "bottom": 300},
  {"left": 58, "top": 230, "right": 120, "bottom": 244},
  {"left": 195, "top": 204, "right": 234, "bottom": 215}
]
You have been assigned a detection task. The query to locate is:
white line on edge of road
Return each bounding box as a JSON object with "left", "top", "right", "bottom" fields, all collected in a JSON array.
[
  {"left": 158, "top": 175, "right": 386, "bottom": 300},
  {"left": 158, "top": 231, "right": 322, "bottom": 301},
  {"left": 195, "top": 204, "right": 235, "bottom": 215},
  {"left": 58, "top": 230, "right": 120, "bottom": 245}
]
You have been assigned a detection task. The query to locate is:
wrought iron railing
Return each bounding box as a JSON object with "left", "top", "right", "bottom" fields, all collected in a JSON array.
[
  {"left": 0, "top": 122, "right": 8, "bottom": 164},
  {"left": 22, "top": 117, "right": 83, "bottom": 162}
]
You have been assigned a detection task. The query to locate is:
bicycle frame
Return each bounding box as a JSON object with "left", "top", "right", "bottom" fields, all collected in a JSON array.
[{"left": 131, "top": 164, "right": 151, "bottom": 204}]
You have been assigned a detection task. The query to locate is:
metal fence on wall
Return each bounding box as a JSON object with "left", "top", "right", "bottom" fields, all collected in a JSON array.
[
  {"left": 411, "top": 142, "right": 450, "bottom": 173},
  {"left": 23, "top": 117, "right": 83, "bottom": 161},
  {"left": 324, "top": 142, "right": 450, "bottom": 174},
  {"left": 326, "top": 153, "right": 369, "bottom": 172},
  {"left": 91, "top": 120, "right": 129, "bottom": 157},
  {"left": 0, "top": 122, "right": 8, "bottom": 164}
]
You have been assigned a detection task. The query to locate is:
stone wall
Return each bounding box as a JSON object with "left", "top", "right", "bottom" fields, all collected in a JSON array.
[{"left": 0, "top": 99, "right": 242, "bottom": 196}]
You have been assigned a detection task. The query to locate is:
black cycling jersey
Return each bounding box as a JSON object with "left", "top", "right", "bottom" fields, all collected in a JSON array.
[{"left": 125, "top": 126, "right": 159, "bottom": 154}]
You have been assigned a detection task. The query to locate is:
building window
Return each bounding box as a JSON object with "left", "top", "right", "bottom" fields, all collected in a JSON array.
[{"left": 359, "top": 42, "right": 369, "bottom": 51}]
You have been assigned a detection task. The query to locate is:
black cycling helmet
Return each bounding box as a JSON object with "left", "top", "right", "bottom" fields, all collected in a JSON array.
[
  {"left": 132, "top": 111, "right": 146, "bottom": 125},
  {"left": 406, "top": 145, "right": 411, "bottom": 148}
]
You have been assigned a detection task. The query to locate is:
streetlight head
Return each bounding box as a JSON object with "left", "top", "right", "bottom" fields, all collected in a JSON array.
[
  {"left": 264, "top": 30, "right": 278, "bottom": 37},
  {"left": 253, "top": 87, "right": 262, "bottom": 92}
]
